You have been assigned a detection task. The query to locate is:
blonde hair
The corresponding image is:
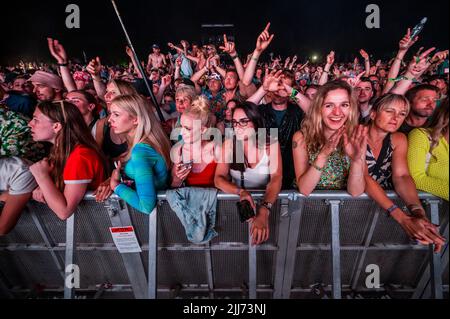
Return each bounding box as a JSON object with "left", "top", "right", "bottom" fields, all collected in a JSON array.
[
  {"left": 183, "top": 96, "right": 215, "bottom": 127},
  {"left": 110, "top": 94, "right": 172, "bottom": 167},
  {"left": 109, "top": 79, "right": 138, "bottom": 96},
  {"left": 372, "top": 93, "right": 410, "bottom": 115},
  {"left": 175, "top": 85, "right": 197, "bottom": 102},
  {"left": 301, "top": 81, "right": 359, "bottom": 154}
]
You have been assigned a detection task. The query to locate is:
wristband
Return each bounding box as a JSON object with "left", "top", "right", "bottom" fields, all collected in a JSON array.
[
  {"left": 386, "top": 204, "right": 399, "bottom": 217},
  {"left": 290, "top": 88, "right": 299, "bottom": 100},
  {"left": 58, "top": 62, "right": 69, "bottom": 67},
  {"left": 231, "top": 55, "right": 239, "bottom": 60}
]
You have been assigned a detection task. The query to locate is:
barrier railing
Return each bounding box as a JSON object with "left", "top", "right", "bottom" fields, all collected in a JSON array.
[{"left": 0, "top": 191, "right": 447, "bottom": 299}]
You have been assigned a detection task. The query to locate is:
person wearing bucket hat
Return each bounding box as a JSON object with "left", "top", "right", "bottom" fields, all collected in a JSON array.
[
  {"left": 28, "top": 70, "right": 64, "bottom": 102},
  {"left": 147, "top": 44, "right": 167, "bottom": 71}
]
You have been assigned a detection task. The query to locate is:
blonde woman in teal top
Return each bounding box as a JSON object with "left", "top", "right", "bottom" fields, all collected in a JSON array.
[{"left": 108, "top": 94, "right": 172, "bottom": 214}]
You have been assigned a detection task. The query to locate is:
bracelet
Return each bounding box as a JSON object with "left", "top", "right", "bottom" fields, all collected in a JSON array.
[
  {"left": 310, "top": 161, "right": 325, "bottom": 172},
  {"left": 290, "top": 88, "right": 299, "bottom": 100},
  {"left": 231, "top": 55, "right": 239, "bottom": 60},
  {"left": 323, "top": 70, "right": 329, "bottom": 74},
  {"left": 58, "top": 62, "right": 69, "bottom": 67},
  {"left": 386, "top": 204, "right": 399, "bottom": 217},
  {"left": 251, "top": 56, "right": 259, "bottom": 62}
]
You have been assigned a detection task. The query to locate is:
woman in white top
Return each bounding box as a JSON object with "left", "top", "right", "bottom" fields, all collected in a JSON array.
[{"left": 215, "top": 102, "right": 282, "bottom": 245}]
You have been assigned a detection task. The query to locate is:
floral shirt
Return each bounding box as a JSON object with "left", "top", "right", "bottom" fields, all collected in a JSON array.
[
  {"left": 309, "top": 149, "right": 351, "bottom": 190},
  {"left": 0, "top": 105, "right": 46, "bottom": 162}
]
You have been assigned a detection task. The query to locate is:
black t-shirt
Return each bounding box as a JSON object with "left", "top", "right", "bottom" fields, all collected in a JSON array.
[{"left": 259, "top": 103, "right": 305, "bottom": 189}]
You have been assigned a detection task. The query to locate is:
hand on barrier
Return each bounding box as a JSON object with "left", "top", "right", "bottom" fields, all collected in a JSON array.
[
  {"left": 32, "top": 187, "right": 46, "bottom": 204},
  {"left": 250, "top": 207, "right": 270, "bottom": 246},
  {"left": 93, "top": 178, "right": 113, "bottom": 202}
]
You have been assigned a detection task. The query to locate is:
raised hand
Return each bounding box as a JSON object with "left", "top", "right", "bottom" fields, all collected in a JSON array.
[
  {"left": 125, "top": 46, "right": 133, "bottom": 58},
  {"left": 346, "top": 71, "right": 366, "bottom": 88},
  {"left": 399, "top": 28, "right": 419, "bottom": 51},
  {"left": 406, "top": 47, "right": 436, "bottom": 78},
  {"left": 430, "top": 50, "right": 449, "bottom": 64},
  {"left": 255, "top": 22, "right": 275, "bottom": 53},
  {"left": 47, "top": 38, "right": 68, "bottom": 64},
  {"left": 326, "top": 51, "right": 335, "bottom": 65},
  {"left": 219, "top": 34, "right": 237, "bottom": 56},
  {"left": 86, "top": 57, "right": 102, "bottom": 77},
  {"left": 359, "top": 49, "right": 369, "bottom": 61},
  {"left": 262, "top": 69, "right": 284, "bottom": 92},
  {"left": 161, "top": 74, "right": 172, "bottom": 87},
  {"left": 343, "top": 124, "right": 368, "bottom": 162}
]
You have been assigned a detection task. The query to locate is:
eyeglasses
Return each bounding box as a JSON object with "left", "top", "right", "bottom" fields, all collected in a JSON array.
[{"left": 232, "top": 118, "right": 251, "bottom": 128}]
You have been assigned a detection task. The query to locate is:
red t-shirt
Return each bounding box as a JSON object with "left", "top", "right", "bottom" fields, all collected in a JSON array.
[{"left": 63, "top": 145, "right": 104, "bottom": 190}]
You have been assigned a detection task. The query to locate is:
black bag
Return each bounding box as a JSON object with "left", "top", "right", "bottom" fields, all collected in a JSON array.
[
  {"left": 236, "top": 200, "right": 255, "bottom": 223},
  {"left": 236, "top": 169, "right": 255, "bottom": 223}
]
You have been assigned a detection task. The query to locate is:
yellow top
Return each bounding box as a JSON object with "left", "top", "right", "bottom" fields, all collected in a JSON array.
[{"left": 407, "top": 128, "right": 449, "bottom": 201}]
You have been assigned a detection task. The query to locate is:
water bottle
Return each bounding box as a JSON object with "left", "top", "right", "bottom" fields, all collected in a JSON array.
[{"left": 410, "top": 17, "right": 428, "bottom": 39}]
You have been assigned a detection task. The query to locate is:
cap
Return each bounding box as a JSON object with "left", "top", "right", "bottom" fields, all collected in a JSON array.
[
  {"left": 207, "top": 73, "right": 222, "bottom": 81},
  {"left": 152, "top": 44, "right": 160, "bottom": 49}
]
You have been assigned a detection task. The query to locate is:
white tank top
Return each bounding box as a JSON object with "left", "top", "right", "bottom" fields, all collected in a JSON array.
[{"left": 230, "top": 152, "right": 270, "bottom": 189}]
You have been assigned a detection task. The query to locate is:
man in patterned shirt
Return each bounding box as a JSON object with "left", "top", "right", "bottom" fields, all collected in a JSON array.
[{"left": 0, "top": 104, "right": 46, "bottom": 162}]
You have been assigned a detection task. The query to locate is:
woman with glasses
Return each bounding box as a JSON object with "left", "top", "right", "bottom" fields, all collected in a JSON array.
[
  {"left": 364, "top": 94, "right": 445, "bottom": 252},
  {"left": 293, "top": 81, "right": 367, "bottom": 197},
  {"left": 217, "top": 99, "right": 239, "bottom": 136},
  {"left": 28, "top": 101, "right": 106, "bottom": 220},
  {"left": 171, "top": 96, "right": 220, "bottom": 188},
  {"left": 215, "top": 102, "right": 282, "bottom": 245}
]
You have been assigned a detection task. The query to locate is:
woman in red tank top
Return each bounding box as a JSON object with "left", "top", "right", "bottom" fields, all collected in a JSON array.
[{"left": 171, "top": 96, "right": 221, "bottom": 188}]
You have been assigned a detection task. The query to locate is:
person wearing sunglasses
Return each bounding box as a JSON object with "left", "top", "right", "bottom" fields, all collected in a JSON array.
[{"left": 215, "top": 102, "right": 282, "bottom": 245}]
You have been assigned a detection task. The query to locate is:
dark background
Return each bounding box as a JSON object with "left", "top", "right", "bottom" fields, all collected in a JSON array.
[{"left": 1, "top": 0, "right": 448, "bottom": 65}]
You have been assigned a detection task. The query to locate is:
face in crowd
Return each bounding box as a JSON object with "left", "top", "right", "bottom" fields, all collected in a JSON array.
[
  {"left": 224, "top": 71, "right": 239, "bottom": 91},
  {"left": 321, "top": 88, "right": 351, "bottom": 131},
  {"left": 175, "top": 93, "right": 192, "bottom": 114},
  {"left": 355, "top": 80, "right": 374, "bottom": 105},
  {"left": 108, "top": 102, "right": 137, "bottom": 136},
  {"left": 371, "top": 99, "right": 409, "bottom": 133},
  {"left": 233, "top": 108, "right": 255, "bottom": 141},
  {"left": 66, "top": 92, "right": 96, "bottom": 119},
  {"left": 32, "top": 82, "right": 59, "bottom": 102},
  {"left": 411, "top": 89, "right": 438, "bottom": 118},
  {"left": 104, "top": 82, "right": 121, "bottom": 109}
]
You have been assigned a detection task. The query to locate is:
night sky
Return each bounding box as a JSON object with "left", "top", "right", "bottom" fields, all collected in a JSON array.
[{"left": 1, "top": 0, "right": 448, "bottom": 65}]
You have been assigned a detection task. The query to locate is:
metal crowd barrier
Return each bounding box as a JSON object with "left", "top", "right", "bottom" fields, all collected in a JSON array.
[{"left": 0, "top": 191, "right": 448, "bottom": 299}]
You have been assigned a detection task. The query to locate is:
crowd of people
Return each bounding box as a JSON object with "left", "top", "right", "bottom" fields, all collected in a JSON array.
[{"left": 0, "top": 23, "right": 448, "bottom": 249}]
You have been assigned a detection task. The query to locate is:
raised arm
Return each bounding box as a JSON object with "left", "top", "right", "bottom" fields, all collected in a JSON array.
[
  {"left": 125, "top": 46, "right": 143, "bottom": 79},
  {"left": 390, "top": 47, "right": 435, "bottom": 95},
  {"left": 242, "top": 22, "right": 275, "bottom": 86},
  {"left": 86, "top": 57, "right": 106, "bottom": 100},
  {"left": 246, "top": 69, "right": 283, "bottom": 104},
  {"left": 47, "top": 38, "right": 76, "bottom": 92},
  {"left": 383, "top": 28, "right": 419, "bottom": 94},
  {"left": 360, "top": 49, "right": 371, "bottom": 77},
  {"left": 319, "top": 51, "right": 335, "bottom": 85},
  {"left": 219, "top": 34, "right": 245, "bottom": 80}
]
